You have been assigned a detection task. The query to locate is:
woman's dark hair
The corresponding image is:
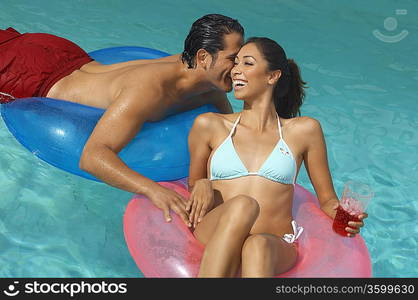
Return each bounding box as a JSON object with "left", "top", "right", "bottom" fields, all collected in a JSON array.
[
  {"left": 244, "top": 37, "right": 307, "bottom": 119},
  {"left": 181, "top": 14, "right": 244, "bottom": 68}
]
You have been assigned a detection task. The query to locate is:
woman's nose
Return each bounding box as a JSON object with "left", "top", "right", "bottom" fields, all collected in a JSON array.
[{"left": 231, "top": 65, "right": 241, "bottom": 76}]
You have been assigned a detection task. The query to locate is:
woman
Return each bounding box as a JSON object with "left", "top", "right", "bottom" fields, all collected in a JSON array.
[{"left": 186, "top": 37, "right": 368, "bottom": 277}]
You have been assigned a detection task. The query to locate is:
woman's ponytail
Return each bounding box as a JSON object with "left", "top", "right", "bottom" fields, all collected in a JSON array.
[{"left": 273, "top": 58, "right": 307, "bottom": 119}]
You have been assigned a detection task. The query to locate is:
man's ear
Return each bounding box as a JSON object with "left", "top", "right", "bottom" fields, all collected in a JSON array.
[
  {"left": 268, "top": 70, "right": 282, "bottom": 85},
  {"left": 196, "top": 49, "right": 212, "bottom": 70}
]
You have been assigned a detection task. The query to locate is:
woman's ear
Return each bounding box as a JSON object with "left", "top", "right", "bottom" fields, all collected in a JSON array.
[
  {"left": 196, "top": 49, "right": 212, "bottom": 70},
  {"left": 268, "top": 70, "right": 282, "bottom": 85}
]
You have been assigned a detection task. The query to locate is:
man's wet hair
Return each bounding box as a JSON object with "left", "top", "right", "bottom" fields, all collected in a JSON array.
[{"left": 181, "top": 14, "right": 244, "bottom": 68}]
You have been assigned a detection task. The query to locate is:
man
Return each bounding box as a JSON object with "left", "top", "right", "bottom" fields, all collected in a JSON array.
[{"left": 0, "top": 14, "right": 244, "bottom": 225}]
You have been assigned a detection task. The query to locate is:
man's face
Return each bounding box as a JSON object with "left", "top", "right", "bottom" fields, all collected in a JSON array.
[{"left": 208, "top": 32, "right": 243, "bottom": 92}]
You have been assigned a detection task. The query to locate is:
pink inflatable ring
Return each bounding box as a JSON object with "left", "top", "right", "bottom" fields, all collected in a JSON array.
[{"left": 123, "top": 179, "right": 372, "bottom": 277}]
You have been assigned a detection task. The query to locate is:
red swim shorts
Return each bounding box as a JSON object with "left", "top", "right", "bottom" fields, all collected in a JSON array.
[{"left": 0, "top": 27, "right": 93, "bottom": 103}]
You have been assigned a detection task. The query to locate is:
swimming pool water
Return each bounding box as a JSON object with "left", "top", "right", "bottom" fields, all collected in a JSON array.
[{"left": 1, "top": 0, "right": 417, "bottom": 277}]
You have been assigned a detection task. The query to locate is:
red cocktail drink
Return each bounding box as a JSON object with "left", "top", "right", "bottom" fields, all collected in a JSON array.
[
  {"left": 332, "top": 205, "right": 361, "bottom": 236},
  {"left": 333, "top": 181, "right": 373, "bottom": 237}
]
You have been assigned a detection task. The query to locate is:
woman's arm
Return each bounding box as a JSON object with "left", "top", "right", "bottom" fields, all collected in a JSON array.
[
  {"left": 301, "top": 117, "right": 339, "bottom": 218},
  {"left": 302, "top": 117, "right": 367, "bottom": 237},
  {"left": 187, "top": 113, "right": 217, "bottom": 227},
  {"left": 188, "top": 113, "right": 215, "bottom": 189}
]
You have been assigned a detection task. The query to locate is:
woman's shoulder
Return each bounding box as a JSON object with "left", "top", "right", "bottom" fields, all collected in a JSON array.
[
  {"left": 284, "top": 116, "right": 323, "bottom": 142},
  {"left": 193, "top": 112, "right": 240, "bottom": 130},
  {"left": 287, "top": 116, "right": 322, "bottom": 134}
]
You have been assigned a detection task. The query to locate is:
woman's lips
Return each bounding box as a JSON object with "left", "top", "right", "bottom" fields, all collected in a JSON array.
[{"left": 233, "top": 79, "right": 248, "bottom": 90}]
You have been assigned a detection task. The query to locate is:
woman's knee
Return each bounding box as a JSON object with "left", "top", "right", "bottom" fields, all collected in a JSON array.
[
  {"left": 223, "top": 195, "right": 260, "bottom": 221},
  {"left": 242, "top": 234, "right": 277, "bottom": 259}
]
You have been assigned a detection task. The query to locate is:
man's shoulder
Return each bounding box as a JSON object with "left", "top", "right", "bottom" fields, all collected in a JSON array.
[
  {"left": 124, "top": 62, "right": 175, "bottom": 82},
  {"left": 114, "top": 77, "right": 166, "bottom": 120},
  {"left": 120, "top": 66, "right": 167, "bottom": 97}
]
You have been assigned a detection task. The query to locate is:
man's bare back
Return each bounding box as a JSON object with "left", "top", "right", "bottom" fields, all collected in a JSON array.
[{"left": 47, "top": 54, "right": 217, "bottom": 118}]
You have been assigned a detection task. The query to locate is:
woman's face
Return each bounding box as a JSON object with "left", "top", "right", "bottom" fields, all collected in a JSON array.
[{"left": 231, "top": 43, "right": 276, "bottom": 100}]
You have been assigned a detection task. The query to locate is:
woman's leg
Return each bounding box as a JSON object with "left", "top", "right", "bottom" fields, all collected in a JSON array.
[
  {"left": 241, "top": 233, "right": 297, "bottom": 277},
  {"left": 193, "top": 195, "right": 260, "bottom": 277}
]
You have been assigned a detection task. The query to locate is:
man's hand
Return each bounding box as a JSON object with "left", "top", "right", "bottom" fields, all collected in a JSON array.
[{"left": 147, "top": 184, "right": 191, "bottom": 227}]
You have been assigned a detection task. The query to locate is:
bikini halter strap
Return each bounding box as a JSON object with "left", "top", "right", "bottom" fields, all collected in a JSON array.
[
  {"left": 276, "top": 113, "right": 283, "bottom": 139},
  {"left": 228, "top": 114, "right": 241, "bottom": 137}
]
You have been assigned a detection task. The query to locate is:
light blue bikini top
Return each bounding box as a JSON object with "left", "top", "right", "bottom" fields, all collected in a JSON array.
[{"left": 209, "top": 114, "right": 297, "bottom": 185}]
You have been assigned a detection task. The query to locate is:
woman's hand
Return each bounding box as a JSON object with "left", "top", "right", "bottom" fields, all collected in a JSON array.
[
  {"left": 346, "top": 211, "right": 368, "bottom": 238},
  {"left": 330, "top": 203, "right": 368, "bottom": 238},
  {"left": 322, "top": 200, "right": 368, "bottom": 237},
  {"left": 186, "top": 179, "right": 214, "bottom": 228}
]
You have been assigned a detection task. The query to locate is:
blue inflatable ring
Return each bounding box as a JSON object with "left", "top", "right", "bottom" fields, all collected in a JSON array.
[{"left": 0, "top": 46, "right": 218, "bottom": 181}]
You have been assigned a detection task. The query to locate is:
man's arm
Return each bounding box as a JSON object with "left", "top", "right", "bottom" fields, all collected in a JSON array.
[
  {"left": 79, "top": 87, "right": 158, "bottom": 194},
  {"left": 79, "top": 86, "right": 190, "bottom": 224}
]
